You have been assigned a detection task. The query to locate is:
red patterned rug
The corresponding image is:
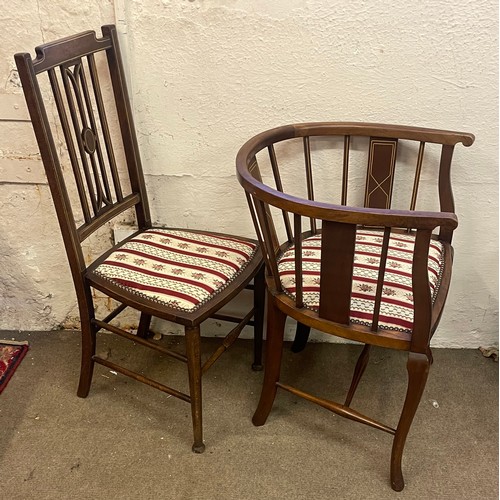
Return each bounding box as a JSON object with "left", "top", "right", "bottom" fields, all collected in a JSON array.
[{"left": 0, "top": 340, "right": 29, "bottom": 394}]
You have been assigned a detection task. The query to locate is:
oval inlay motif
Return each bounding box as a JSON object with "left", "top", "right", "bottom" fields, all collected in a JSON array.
[{"left": 82, "top": 127, "right": 96, "bottom": 154}]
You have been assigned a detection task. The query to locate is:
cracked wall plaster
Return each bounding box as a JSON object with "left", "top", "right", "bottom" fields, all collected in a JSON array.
[
  {"left": 124, "top": 0, "right": 498, "bottom": 347},
  {"left": 0, "top": 0, "right": 497, "bottom": 348}
]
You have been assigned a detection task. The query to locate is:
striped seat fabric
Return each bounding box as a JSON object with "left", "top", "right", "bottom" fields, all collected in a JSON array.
[
  {"left": 278, "top": 229, "right": 445, "bottom": 333},
  {"left": 93, "top": 229, "right": 257, "bottom": 312}
]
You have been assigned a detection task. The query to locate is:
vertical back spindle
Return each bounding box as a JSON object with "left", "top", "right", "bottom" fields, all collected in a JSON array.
[
  {"left": 342, "top": 135, "right": 350, "bottom": 206},
  {"left": 294, "top": 214, "right": 303, "bottom": 308},
  {"left": 268, "top": 144, "right": 293, "bottom": 242},
  {"left": 48, "top": 67, "right": 92, "bottom": 223},
  {"left": 61, "top": 62, "right": 101, "bottom": 214},
  {"left": 409, "top": 141, "right": 425, "bottom": 211},
  {"left": 87, "top": 53, "right": 123, "bottom": 202},
  {"left": 303, "top": 137, "right": 317, "bottom": 233},
  {"left": 371, "top": 227, "right": 391, "bottom": 332},
  {"left": 78, "top": 59, "right": 113, "bottom": 205}
]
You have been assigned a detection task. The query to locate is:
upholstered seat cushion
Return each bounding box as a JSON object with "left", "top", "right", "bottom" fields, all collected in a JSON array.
[
  {"left": 92, "top": 229, "right": 257, "bottom": 312},
  {"left": 277, "top": 229, "right": 445, "bottom": 333}
]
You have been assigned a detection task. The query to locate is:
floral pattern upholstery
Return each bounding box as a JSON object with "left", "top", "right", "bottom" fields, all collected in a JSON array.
[
  {"left": 93, "top": 229, "right": 257, "bottom": 311},
  {"left": 277, "top": 229, "right": 445, "bottom": 333}
]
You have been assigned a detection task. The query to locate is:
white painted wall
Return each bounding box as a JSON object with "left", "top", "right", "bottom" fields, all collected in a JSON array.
[
  {"left": 0, "top": 1, "right": 117, "bottom": 330},
  {"left": 1, "top": 0, "right": 497, "bottom": 348}
]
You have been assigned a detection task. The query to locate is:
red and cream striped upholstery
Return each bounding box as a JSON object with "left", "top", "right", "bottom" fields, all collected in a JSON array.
[
  {"left": 278, "top": 229, "right": 445, "bottom": 333},
  {"left": 93, "top": 229, "right": 257, "bottom": 312}
]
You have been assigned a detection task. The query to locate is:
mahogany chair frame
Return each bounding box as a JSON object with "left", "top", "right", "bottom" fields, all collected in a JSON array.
[
  {"left": 236, "top": 122, "right": 474, "bottom": 490},
  {"left": 15, "top": 25, "right": 265, "bottom": 453}
]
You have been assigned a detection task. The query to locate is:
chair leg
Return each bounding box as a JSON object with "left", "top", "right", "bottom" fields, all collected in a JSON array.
[
  {"left": 344, "top": 344, "right": 371, "bottom": 407},
  {"left": 136, "top": 313, "right": 152, "bottom": 339},
  {"left": 390, "top": 351, "right": 431, "bottom": 492},
  {"left": 185, "top": 325, "right": 205, "bottom": 453},
  {"left": 252, "top": 300, "right": 287, "bottom": 426},
  {"left": 77, "top": 313, "right": 96, "bottom": 398},
  {"left": 252, "top": 265, "right": 266, "bottom": 371},
  {"left": 291, "top": 322, "right": 311, "bottom": 353}
]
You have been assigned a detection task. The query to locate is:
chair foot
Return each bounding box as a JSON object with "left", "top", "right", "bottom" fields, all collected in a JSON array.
[
  {"left": 252, "top": 413, "right": 266, "bottom": 427},
  {"left": 186, "top": 325, "right": 204, "bottom": 454},
  {"left": 192, "top": 442, "right": 206, "bottom": 453},
  {"left": 391, "top": 475, "right": 405, "bottom": 492},
  {"left": 77, "top": 354, "right": 93, "bottom": 397},
  {"left": 252, "top": 362, "right": 263, "bottom": 371},
  {"left": 77, "top": 318, "right": 96, "bottom": 398}
]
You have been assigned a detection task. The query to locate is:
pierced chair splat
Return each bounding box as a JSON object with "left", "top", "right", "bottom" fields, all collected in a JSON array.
[
  {"left": 15, "top": 25, "right": 265, "bottom": 453},
  {"left": 236, "top": 122, "right": 473, "bottom": 490}
]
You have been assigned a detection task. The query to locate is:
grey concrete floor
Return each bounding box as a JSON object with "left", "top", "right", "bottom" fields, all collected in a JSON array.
[{"left": 0, "top": 330, "right": 498, "bottom": 499}]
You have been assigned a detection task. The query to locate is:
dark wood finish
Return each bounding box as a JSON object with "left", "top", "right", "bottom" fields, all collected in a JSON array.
[
  {"left": 344, "top": 344, "right": 371, "bottom": 407},
  {"left": 15, "top": 25, "right": 265, "bottom": 453},
  {"left": 290, "top": 321, "right": 311, "bottom": 353},
  {"left": 318, "top": 220, "right": 357, "bottom": 324},
  {"left": 371, "top": 227, "right": 391, "bottom": 332},
  {"left": 236, "top": 121, "right": 474, "bottom": 491},
  {"left": 364, "top": 138, "right": 398, "bottom": 209}
]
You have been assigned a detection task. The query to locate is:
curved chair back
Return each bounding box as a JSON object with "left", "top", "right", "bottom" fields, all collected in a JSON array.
[{"left": 237, "top": 122, "right": 474, "bottom": 490}]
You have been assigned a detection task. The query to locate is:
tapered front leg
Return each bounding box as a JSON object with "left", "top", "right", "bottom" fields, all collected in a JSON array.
[
  {"left": 252, "top": 300, "right": 287, "bottom": 426},
  {"left": 186, "top": 325, "right": 205, "bottom": 453},
  {"left": 390, "top": 351, "right": 431, "bottom": 491},
  {"left": 77, "top": 294, "right": 97, "bottom": 398}
]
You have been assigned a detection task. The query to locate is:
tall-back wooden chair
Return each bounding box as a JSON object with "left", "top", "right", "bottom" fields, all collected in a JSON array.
[
  {"left": 236, "top": 122, "right": 473, "bottom": 490},
  {"left": 15, "top": 25, "right": 264, "bottom": 453}
]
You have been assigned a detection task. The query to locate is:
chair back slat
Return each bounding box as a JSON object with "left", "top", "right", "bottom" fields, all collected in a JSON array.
[
  {"left": 32, "top": 30, "right": 113, "bottom": 74},
  {"left": 15, "top": 25, "right": 151, "bottom": 274},
  {"left": 370, "top": 227, "right": 392, "bottom": 332},
  {"left": 268, "top": 144, "right": 293, "bottom": 241},
  {"left": 318, "top": 220, "right": 357, "bottom": 324},
  {"left": 48, "top": 67, "right": 92, "bottom": 223},
  {"left": 248, "top": 156, "right": 281, "bottom": 279},
  {"left": 87, "top": 53, "right": 124, "bottom": 203},
  {"left": 60, "top": 59, "right": 109, "bottom": 214},
  {"left": 236, "top": 122, "right": 472, "bottom": 339},
  {"left": 341, "top": 135, "right": 350, "bottom": 205},
  {"left": 303, "top": 137, "right": 317, "bottom": 233},
  {"left": 364, "top": 137, "right": 398, "bottom": 209},
  {"left": 77, "top": 57, "right": 114, "bottom": 205}
]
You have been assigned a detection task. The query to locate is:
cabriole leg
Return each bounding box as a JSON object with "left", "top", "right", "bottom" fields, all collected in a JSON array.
[{"left": 390, "top": 351, "right": 431, "bottom": 491}]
